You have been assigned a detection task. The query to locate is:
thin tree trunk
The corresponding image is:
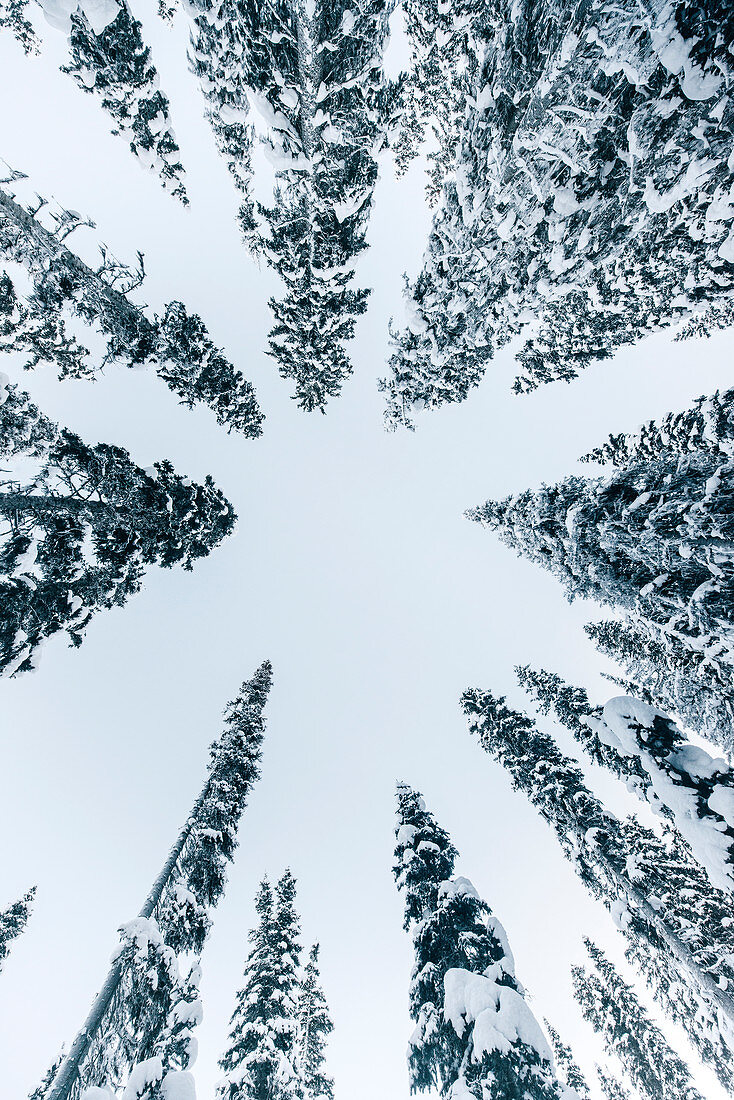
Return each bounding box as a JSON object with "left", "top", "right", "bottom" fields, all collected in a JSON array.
[{"left": 45, "top": 786, "right": 210, "bottom": 1100}]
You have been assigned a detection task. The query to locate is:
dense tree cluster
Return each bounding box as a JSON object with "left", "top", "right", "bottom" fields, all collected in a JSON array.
[{"left": 380, "top": 0, "right": 734, "bottom": 427}]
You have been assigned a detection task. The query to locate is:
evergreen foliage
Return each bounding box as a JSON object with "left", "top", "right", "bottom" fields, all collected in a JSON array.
[
  {"left": 460, "top": 687, "right": 734, "bottom": 1090},
  {"left": 0, "top": 179, "right": 264, "bottom": 435},
  {"left": 595, "top": 1066, "right": 632, "bottom": 1100},
  {"left": 543, "top": 1021, "right": 590, "bottom": 1099},
  {"left": 467, "top": 401, "right": 734, "bottom": 756},
  {"left": 187, "top": 0, "right": 395, "bottom": 411},
  {"left": 380, "top": 0, "right": 734, "bottom": 427},
  {"left": 393, "top": 0, "right": 486, "bottom": 201},
  {"left": 393, "top": 783, "right": 570, "bottom": 1099},
  {"left": 40, "top": 663, "right": 273, "bottom": 1100},
  {"left": 0, "top": 0, "right": 38, "bottom": 53},
  {"left": 218, "top": 869, "right": 304, "bottom": 1100},
  {"left": 296, "top": 945, "right": 334, "bottom": 1100},
  {"left": 0, "top": 383, "right": 236, "bottom": 677},
  {"left": 0, "top": 886, "right": 35, "bottom": 972},
  {"left": 584, "top": 618, "right": 734, "bottom": 755},
  {"left": 62, "top": 1, "right": 187, "bottom": 202},
  {"left": 572, "top": 940, "right": 704, "bottom": 1100}
]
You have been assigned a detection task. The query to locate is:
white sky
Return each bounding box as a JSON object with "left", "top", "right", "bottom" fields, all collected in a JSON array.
[{"left": 0, "top": 6, "right": 732, "bottom": 1099}]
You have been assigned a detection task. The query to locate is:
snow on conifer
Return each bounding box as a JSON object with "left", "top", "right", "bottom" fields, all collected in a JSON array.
[
  {"left": 573, "top": 940, "right": 704, "bottom": 1100},
  {"left": 0, "top": 175, "right": 264, "bottom": 435},
  {"left": 517, "top": 666, "right": 734, "bottom": 893},
  {"left": 40, "top": 663, "right": 273, "bottom": 1100},
  {"left": 594, "top": 1066, "right": 633, "bottom": 1100},
  {"left": 460, "top": 688, "right": 734, "bottom": 1091},
  {"left": 34, "top": 0, "right": 187, "bottom": 201},
  {"left": 0, "top": 0, "right": 38, "bottom": 51},
  {"left": 0, "top": 885, "right": 35, "bottom": 972},
  {"left": 296, "top": 944, "right": 334, "bottom": 1100},
  {"left": 0, "top": 384, "right": 236, "bottom": 676},
  {"left": 380, "top": 0, "right": 734, "bottom": 427},
  {"left": 467, "top": 398, "right": 734, "bottom": 756},
  {"left": 543, "top": 1022, "right": 590, "bottom": 1099},
  {"left": 393, "top": 783, "right": 575, "bottom": 1100},
  {"left": 186, "top": 0, "right": 396, "bottom": 411},
  {"left": 217, "top": 869, "right": 304, "bottom": 1100}
]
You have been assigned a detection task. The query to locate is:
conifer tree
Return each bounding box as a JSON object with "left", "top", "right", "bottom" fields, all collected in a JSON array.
[
  {"left": 187, "top": 0, "right": 395, "bottom": 411},
  {"left": 380, "top": 0, "right": 734, "bottom": 425},
  {"left": 393, "top": 783, "right": 571, "bottom": 1099},
  {"left": 595, "top": 1066, "right": 632, "bottom": 1100},
  {"left": 572, "top": 940, "right": 704, "bottom": 1100},
  {"left": 0, "top": 177, "right": 264, "bottom": 435},
  {"left": 517, "top": 665, "right": 734, "bottom": 893},
  {"left": 543, "top": 1021, "right": 590, "bottom": 1099},
  {"left": 41, "top": 662, "right": 273, "bottom": 1100},
  {"left": 467, "top": 408, "right": 734, "bottom": 754},
  {"left": 583, "top": 618, "right": 734, "bottom": 755},
  {"left": 218, "top": 869, "right": 303, "bottom": 1100},
  {"left": 0, "top": 0, "right": 37, "bottom": 52},
  {"left": 57, "top": 0, "right": 187, "bottom": 201},
  {"left": 0, "top": 272, "right": 90, "bottom": 377},
  {"left": 393, "top": 0, "right": 486, "bottom": 201},
  {"left": 0, "top": 383, "right": 236, "bottom": 677},
  {"left": 296, "top": 945, "right": 334, "bottom": 1100},
  {"left": 460, "top": 688, "right": 734, "bottom": 1088},
  {"left": 0, "top": 886, "right": 35, "bottom": 973}
]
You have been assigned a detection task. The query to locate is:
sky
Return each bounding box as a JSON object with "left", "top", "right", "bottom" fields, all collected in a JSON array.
[{"left": 0, "top": 6, "right": 732, "bottom": 1099}]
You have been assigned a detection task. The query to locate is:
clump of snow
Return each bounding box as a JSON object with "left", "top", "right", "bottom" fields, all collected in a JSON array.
[
  {"left": 40, "top": 0, "right": 121, "bottom": 35},
  {"left": 161, "top": 1071, "right": 197, "bottom": 1100},
  {"left": 444, "top": 968, "right": 552, "bottom": 1062},
  {"left": 121, "top": 1057, "right": 163, "bottom": 1100}
]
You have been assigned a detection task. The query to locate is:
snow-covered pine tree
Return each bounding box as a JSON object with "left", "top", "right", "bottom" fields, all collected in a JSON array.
[
  {"left": 581, "top": 388, "right": 734, "bottom": 469},
  {"left": 675, "top": 299, "right": 734, "bottom": 343},
  {"left": 186, "top": 0, "right": 256, "bottom": 230},
  {"left": 380, "top": 0, "right": 734, "bottom": 425},
  {"left": 467, "top": 425, "right": 734, "bottom": 752},
  {"left": 517, "top": 665, "right": 734, "bottom": 892},
  {"left": 0, "top": 383, "right": 236, "bottom": 676},
  {"left": 0, "top": 0, "right": 37, "bottom": 52},
  {"left": 393, "top": 783, "right": 572, "bottom": 1100},
  {"left": 595, "top": 1066, "right": 632, "bottom": 1100},
  {"left": 393, "top": 0, "right": 486, "bottom": 201},
  {"left": 0, "top": 177, "right": 264, "bottom": 435},
  {"left": 0, "top": 271, "right": 90, "bottom": 377},
  {"left": 42, "top": 662, "right": 273, "bottom": 1100},
  {"left": 57, "top": 0, "right": 187, "bottom": 202},
  {"left": 460, "top": 688, "right": 734, "bottom": 1090},
  {"left": 0, "top": 885, "right": 35, "bottom": 973},
  {"left": 572, "top": 940, "right": 704, "bottom": 1100},
  {"left": 543, "top": 1022, "right": 590, "bottom": 1099},
  {"left": 192, "top": 0, "right": 394, "bottom": 411},
  {"left": 217, "top": 868, "right": 303, "bottom": 1100},
  {"left": 296, "top": 944, "right": 333, "bottom": 1100},
  {"left": 584, "top": 618, "right": 734, "bottom": 756}
]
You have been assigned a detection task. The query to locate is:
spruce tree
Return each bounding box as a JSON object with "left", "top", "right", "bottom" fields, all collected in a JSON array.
[
  {"left": 572, "top": 940, "right": 704, "bottom": 1100},
  {"left": 467, "top": 406, "right": 734, "bottom": 755},
  {"left": 595, "top": 1066, "right": 632, "bottom": 1100},
  {"left": 41, "top": 662, "right": 273, "bottom": 1100},
  {"left": 394, "top": 0, "right": 487, "bottom": 201},
  {"left": 0, "top": 0, "right": 37, "bottom": 52},
  {"left": 393, "top": 783, "right": 570, "bottom": 1100},
  {"left": 60, "top": 1, "right": 187, "bottom": 202},
  {"left": 0, "top": 886, "right": 35, "bottom": 973},
  {"left": 187, "top": 0, "right": 395, "bottom": 411},
  {"left": 543, "top": 1021, "right": 590, "bottom": 1099},
  {"left": 296, "top": 945, "right": 334, "bottom": 1100},
  {"left": 0, "top": 383, "right": 236, "bottom": 677},
  {"left": 584, "top": 617, "right": 734, "bottom": 754},
  {"left": 380, "top": 0, "right": 734, "bottom": 425},
  {"left": 516, "top": 665, "right": 734, "bottom": 896},
  {"left": 0, "top": 177, "right": 264, "bottom": 435},
  {"left": 218, "top": 869, "right": 303, "bottom": 1100},
  {"left": 460, "top": 688, "right": 734, "bottom": 1088}
]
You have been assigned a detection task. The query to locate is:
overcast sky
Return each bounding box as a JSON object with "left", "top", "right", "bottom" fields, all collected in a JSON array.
[{"left": 0, "top": 7, "right": 732, "bottom": 1099}]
